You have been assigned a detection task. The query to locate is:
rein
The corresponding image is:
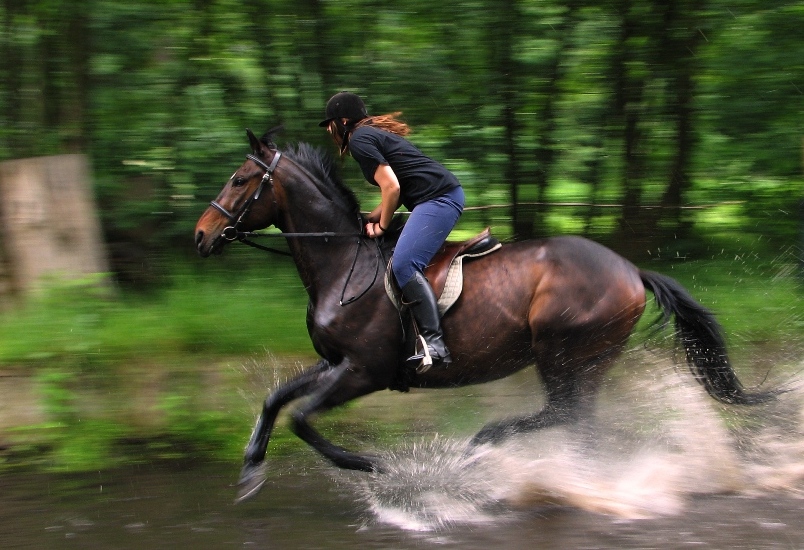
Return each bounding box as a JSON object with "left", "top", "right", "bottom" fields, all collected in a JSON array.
[
  {"left": 212, "top": 150, "right": 385, "bottom": 305},
  {"left": 225, "top": 229, "right": 359, "bottom": 257}
]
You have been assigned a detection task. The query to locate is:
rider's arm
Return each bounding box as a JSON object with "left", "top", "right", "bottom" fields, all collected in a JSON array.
[{"left": 368, "top": 164, "right": 400, "bottom": 236}]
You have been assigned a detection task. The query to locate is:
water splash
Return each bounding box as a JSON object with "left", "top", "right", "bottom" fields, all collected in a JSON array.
[
  {"left": 355, "top": 432, "right": 697, "bottom": 530},
  {"left": 355, "top": 437, "right": 505, "bottom": 531},
  {"left": 351, "top": 353, "right": 804, "bottom": 532}
]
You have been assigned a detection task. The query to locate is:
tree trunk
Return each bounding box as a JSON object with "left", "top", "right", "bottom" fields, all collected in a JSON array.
[
  {"left": 612, "top": 0, "right": 647, "bottom": 240},
  {"left": 0, "top": 1, "right": 21, "bottom": 156},
  {"left": 308, "top": 0, "right": 334, "bottom": 95},
  {"left": 659, "top": 0, "right": 703, "bottom": 236},
  {"left": 486, "top": 0, "right": 523, "bottom": 239},
  {"left": 532, "top": 2, "right": 577, "bottom": 239},
  {"left": 58, "top": 1, "right": 91, "bottom": 152},
  {"left": 661, "top": 66, "right": 694, "bottom": 232}
]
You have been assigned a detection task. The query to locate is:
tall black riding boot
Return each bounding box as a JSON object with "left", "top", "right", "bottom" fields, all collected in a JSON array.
[{"left": 401, "top": 271, "right": 452, "bottom": 372}]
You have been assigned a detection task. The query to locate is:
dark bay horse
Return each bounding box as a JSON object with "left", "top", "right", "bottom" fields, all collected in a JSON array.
[{"left": 195, "top": 129, "right": 773, "bottom": 502}]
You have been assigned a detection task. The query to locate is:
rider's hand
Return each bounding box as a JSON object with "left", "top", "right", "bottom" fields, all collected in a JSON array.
[{"left": 366, "top": 222, "right": 385, "bottom": 239}]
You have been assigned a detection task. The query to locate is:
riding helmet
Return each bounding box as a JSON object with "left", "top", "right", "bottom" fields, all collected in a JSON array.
[{"left": 318, "top": 92, "right": 368, "bottom": 127}]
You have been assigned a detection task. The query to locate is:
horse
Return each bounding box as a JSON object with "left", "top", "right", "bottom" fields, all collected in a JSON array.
[{"left": 195, "top": 129, "right": 774, "bottom": 502}]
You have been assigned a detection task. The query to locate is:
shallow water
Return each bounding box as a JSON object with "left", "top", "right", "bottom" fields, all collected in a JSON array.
[
  {"left": 3, "top": 350, "right": 804, "bottom": 549},
  {"left": 2, "top": 454, "right": 804, "bottom": 549}
]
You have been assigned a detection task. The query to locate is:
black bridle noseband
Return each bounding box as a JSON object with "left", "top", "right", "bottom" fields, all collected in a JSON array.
[{"left": 209, "top": 150, "right": 385, "bottom": 306}]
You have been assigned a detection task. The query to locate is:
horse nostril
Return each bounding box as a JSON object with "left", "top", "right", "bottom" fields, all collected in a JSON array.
[{"left": 195, "top": 230, "right": 205, "bottom": 246}]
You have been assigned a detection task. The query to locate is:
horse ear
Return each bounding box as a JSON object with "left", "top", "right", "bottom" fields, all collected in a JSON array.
[
  {"left": 246, "top": 128, "right": 262, "bottom": 154},
  {"left": 260, "top": 125, "right": 283, "bottom": 148}
]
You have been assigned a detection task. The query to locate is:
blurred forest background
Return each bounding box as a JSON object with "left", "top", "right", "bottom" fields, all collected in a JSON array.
[
  {"left": 1, "top": 0, "right": 801, "bottom": 287},
  {"left": 0, "top": 0, "right": 801, "bottom": 470}
]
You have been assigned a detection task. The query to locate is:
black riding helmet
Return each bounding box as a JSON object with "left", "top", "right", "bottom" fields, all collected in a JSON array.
[{"left": 318, "top": 91, "right": 368, "bottom": 127}]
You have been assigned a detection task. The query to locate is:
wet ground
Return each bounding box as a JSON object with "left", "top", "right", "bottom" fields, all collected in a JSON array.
[
  {"left": 2, "top": 349, "right": 804, "bottom": 549},
  {"left": 2, "top": 457, "right": 804, "bottom": 549}
]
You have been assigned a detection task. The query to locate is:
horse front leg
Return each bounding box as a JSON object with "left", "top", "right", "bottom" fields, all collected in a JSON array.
[
  {"left": 290, "top": 360, "right": 384, "bottom": 472},
  {"left": 237, "top": 359, "right": 332, "bottom": 502}
]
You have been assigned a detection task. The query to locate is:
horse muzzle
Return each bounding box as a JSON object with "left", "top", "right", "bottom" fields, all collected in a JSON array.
[{"left": 195, "top": 229, "right": 226, "bottom": 257}]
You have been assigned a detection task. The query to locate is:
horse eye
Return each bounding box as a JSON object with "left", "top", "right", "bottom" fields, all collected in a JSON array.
[{"left": 232, "top": 177, "right": 246, "bottom": 187}]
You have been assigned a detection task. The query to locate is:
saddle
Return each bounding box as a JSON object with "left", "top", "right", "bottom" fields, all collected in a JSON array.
[{"left": 385, "top": 228, "right": 501, "bottom": 315}]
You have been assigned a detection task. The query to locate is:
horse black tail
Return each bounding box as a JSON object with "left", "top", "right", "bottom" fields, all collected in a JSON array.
[{"left": 640, "top": 269, "right": 776, "bottom": 405}]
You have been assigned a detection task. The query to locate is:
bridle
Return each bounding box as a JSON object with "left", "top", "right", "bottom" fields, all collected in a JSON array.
[
  {"left": 210, "top": 151, "right": 282, "bottom": 243},
  {"left": 208, "top": 149, "right": 385, "bottom": 306}
]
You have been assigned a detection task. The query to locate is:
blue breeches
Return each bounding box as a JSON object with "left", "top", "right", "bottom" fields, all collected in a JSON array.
[{"left": 391, "top": 186, "right": 464, "bottom": 288}]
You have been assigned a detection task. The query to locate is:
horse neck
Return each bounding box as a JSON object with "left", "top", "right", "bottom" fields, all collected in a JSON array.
[{"left": 275, "top": 165, "right": 367, "bottom": 299}]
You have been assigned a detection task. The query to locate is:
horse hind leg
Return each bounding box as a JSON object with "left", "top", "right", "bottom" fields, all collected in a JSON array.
[
  {"left": 468, "top": 351, "right": 618, "bottom": 449},
  {"left": 468, "top": 400, "right": 578, "bottom": 448}
]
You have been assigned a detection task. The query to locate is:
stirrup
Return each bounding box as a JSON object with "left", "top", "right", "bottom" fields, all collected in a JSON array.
[
  {"left": 410, "top": 336, "right": 453, "bottom": 374},
  {"left": 414, "top": 335, "right": 433, "bottom": 374}
]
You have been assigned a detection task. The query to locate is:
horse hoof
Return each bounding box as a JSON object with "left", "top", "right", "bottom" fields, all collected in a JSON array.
[
  {"left": 333, "top": 450, "right": 386, "bottom": 474},
  {"left": 341, "top": 453, "right": 384, "bottom": 473},
  {"left": 234, "top": 462, "right": 267, "bottom": 504},
  {"left": 368, "top": 457, "right": 386, "bottom": 475},
  {"left": 467, "top": 426, "right": 510, "bottom": 449},
  {"left": 467, "top": 433, "right": 493, "bottom": 449}
]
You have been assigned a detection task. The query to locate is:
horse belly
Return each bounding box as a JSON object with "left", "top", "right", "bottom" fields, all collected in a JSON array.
[{"left": 447, "top": 335, "right": 535, "bottom": 385}]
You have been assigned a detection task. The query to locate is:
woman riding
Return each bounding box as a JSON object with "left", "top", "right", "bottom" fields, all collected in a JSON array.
[{"left": 320, "top": 91, "right": 465, "bottom": 370}]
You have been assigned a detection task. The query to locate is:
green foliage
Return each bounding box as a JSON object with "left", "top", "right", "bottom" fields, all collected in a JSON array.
[
  {"left": 1, "top": 0, "right": 801, "bottom": 285},
  {"left": 2, "top": 367, "right": 246, "bottom": 472},
  {"left": 4, "top": 265, "right": 309, "bottom": 361},
  {"left": 0, "top": 261, "right": 316, "bottom": 472}
]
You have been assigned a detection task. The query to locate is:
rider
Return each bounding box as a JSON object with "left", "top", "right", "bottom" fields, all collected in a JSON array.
[{"left": 319, "top": 91, "right": 465, "bottom": 370}]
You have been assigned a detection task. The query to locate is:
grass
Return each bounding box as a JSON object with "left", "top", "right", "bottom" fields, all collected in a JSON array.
[{"left": 0, "top": 263, "right": 314, "bottom": 369}]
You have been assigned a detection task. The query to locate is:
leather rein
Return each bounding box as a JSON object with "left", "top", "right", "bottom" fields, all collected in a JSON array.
[{"left": 209, "top": 150, "right": 384, "bottom": 305}]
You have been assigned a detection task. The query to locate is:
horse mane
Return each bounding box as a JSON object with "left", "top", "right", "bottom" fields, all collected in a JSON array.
[{"left": 280, "top": 142, "right": 362, "bottom": 216}]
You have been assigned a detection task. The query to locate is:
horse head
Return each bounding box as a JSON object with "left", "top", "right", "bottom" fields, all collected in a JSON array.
[{"left": 195, "top": 128, "right": 283, "bottom": 257}]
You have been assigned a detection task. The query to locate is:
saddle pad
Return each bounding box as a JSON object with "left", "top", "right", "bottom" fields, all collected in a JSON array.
[{"left": 384, "top": 242, "right": 502, "bottom": 317}]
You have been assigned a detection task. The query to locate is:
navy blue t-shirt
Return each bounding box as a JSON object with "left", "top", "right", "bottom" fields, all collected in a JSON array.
[{"left": 348, "top": 125, "right": 460, "bottom": 210}]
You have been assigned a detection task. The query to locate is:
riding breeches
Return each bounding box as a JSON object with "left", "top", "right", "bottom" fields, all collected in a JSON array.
[{"left": 391, "top": 186, "right": 464, "bottom": 288}]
